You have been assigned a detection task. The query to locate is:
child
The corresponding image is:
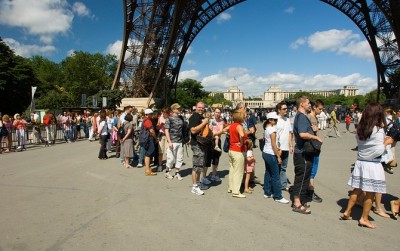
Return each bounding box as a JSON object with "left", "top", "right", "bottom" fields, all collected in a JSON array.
[
  {"left": 345, "top": 114, "right": 352, "bottom": 132},
  {"left": 205, "top": 111, "right": 221, "bottom": 152},
  {"left": 245, "top": 139, "right": 255, "bottom": 193},
  {"left": 209, "top": 114, "right": 222, "bottom": 152}
]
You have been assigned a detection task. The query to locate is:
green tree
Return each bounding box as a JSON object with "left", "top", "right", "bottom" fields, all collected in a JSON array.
[
  {"left": 28, "top": 56, "right": 63, "bottom": 97},
  {"left": 387, "top": 67, "right": 400, "bottom": 100},
  {"left": 92, "top": 89, "right": 125, "bottom": 109},
  {"left": 61, "top": 51, "right": 117, "bottom": 106},
  {"left": 203, "top": 93, "right": 232, "bottom": 107},
  {"left": 35, "top": 88, "right": 75, "bottom": 110},
  {"left": 172, "top": 78, "right": 209, "bottom": 109},
  {"left": 0, "top": 38, "right": 39, "bottom": 114}
]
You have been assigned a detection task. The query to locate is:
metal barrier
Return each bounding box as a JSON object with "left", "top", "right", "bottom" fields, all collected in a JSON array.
[{"left": 1, "top": 124, "right": 87, "bottom": 150}]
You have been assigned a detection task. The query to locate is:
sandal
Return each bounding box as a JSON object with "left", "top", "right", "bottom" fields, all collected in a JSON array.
[
  {"left": 339, "top": 214, "right": 352, "bottom": 220},
  {"left": 145, "top": 172, "right": 157, "bottom": 176},
  {"left": 390, "top": 200, "right": 399, "bottom": 219},
  {"left": 244, "top": 189, "right": 253, "bottom": 194},
  {"left": 373, "top": 209, "right": 390, "bottom": 218},
  {"left": 292, "top": 205, "right": 311, "bottom": 214}
]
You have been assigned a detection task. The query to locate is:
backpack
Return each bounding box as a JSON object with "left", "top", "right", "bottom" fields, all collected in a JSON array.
[
  {"left": 196, "top": 123, "right": 213, "bottom": 148},
  {"left": 223, "top": 134, "right": 230, "bottom": 152},
  {"left": 117, "top": 123, "right": 126, "bottom": 139},
  {"left": 387, "top": 119, "right": 400, "bottom": 141},
  {"left": 138, "top": 119, "right": 151, "bottom": 149},
  {"left": 0, "top": 126, "right": 9, "bottom": 137},
  {"left": 180, "top": 115, "right": 190, "bottom": 144}
]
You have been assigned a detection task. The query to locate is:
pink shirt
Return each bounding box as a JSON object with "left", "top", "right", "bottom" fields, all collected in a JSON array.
[{"left": 13, "top": 119, "right": 27, "bottom": 130}]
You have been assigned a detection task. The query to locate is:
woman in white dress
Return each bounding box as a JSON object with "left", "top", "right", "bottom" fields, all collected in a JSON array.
[{"left": 340, "top": 102, "right": 393, "bottom": 229}]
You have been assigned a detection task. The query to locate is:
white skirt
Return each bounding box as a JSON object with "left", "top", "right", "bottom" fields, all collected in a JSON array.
[{"left": 348, "top": 160, "right": 386, "bottom": 193}]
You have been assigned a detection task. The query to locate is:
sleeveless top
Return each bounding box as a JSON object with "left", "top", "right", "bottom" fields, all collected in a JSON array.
[{"left": 229, "top": 122, "right": 246, "bottom": 152}]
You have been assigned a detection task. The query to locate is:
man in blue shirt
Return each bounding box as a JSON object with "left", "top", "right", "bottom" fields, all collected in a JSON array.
[{"left": 292, "top": 96, "right": 323, "bottom": 214}]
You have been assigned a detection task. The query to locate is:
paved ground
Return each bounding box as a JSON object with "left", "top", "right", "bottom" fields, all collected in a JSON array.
[{"left": 0, "top": 123, "right": 399, "bottom": 251}]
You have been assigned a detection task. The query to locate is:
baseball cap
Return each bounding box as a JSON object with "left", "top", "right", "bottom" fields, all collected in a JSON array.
[
  {"left": 267, "top": 112, "right": 279, "bottom": 120},
  {"left": 144, "top": 108, "right": 153, "bottom": 115}
]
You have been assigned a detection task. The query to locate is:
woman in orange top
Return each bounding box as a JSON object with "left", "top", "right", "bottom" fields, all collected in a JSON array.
[{"left": 227, "top": 109, "right": 247, "bottom": 198}]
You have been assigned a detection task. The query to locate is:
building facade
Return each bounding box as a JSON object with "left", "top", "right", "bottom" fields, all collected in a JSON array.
[{"left": 210, "top": 86, "right": 359, "bottom": 109}]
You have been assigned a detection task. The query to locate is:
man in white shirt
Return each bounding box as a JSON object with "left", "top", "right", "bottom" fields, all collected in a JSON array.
[{"left": 275, "top": 102, "right": 294, "bottom": 191}]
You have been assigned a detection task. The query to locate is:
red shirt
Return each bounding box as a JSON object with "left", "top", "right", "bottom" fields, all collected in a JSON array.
[
  {"left": 143, "top": 117, "right": 153, "bottom": 129},
  {"left": 229, "top": 122, "right": 246, "bottom": 152}
]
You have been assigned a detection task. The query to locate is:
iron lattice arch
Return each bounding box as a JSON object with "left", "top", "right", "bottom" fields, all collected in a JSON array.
[{"left": 112, "top": 0, "right": 400, "bottom": 106}]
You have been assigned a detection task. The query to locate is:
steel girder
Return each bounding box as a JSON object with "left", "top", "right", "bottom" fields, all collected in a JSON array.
[
  {"left": 112, "top": 0, "right": 400, "bottom": 106},
  {"left": 321, "top": 0, "right": 400, "bottom": 98}
]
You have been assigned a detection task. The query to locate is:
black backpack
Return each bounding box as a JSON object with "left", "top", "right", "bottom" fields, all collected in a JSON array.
[
  {"left": 117, "top": 123, "right": 126, "bottom": 139},
  {"left": 180, "top": 115, "right": 190, "bottom": 144},
  {"left": 138, "top": 119, "right": 151, "bottom": 149}
]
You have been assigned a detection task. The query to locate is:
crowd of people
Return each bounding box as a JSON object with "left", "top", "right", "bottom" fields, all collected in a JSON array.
[{"left": 1, "top": 100, "right": 399, "bottom": 229}]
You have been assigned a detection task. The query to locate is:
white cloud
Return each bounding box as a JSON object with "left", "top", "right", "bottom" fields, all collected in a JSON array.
[
  {"left": 216, "top": 13, "right": 231, "bottom": 24},
  {"left": 0, "top": 0, "right": 74, "bottom": 44},
  {"left": 186, "top": 46, "right": 193, "bottom": 55},
  {"left": 290, "top": 38, "right": 306, "bottom": 49},
  {"left": 284, "top": 7, "right": 295, "bottom": 14},
  {"left": 291, "top": 29, "right": 373, "bottom": 60},
  {"left": 3, "top": 38, "right": 56, "bottom": 57},
  {"left": 67, "top": 49, "right": 75, "bottom": 57},
  {"left": 106, "top": 40, "right": 123, "bottom": 58},
  {"left": 186, "top": 59, "right": 196, "bottom": 65},
  {"left": 184, "top": 68, "right": 375, "bottom": 96},
  {"left": 178, "top": 70, "right": 201, "bottom": 81},
  {"left": 72, "top": 2, "right": 94, "bottom": 18}
]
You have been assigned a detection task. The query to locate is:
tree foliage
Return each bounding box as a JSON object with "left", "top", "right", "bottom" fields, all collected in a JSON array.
[
  {"left": 172, "top": 78, "right": 210, "bottom": 109},
  {"left": 0, "top": 38, "right": 39, "bottom": 115},
  {"left": 90, "top": 89, "right": 126, "bottom": 109},
  {"left": 61, "top": 51, "right": 117, "bottom": 105},
  {"left": 387, "top": 67, "right": 400, "bottom": 100},
  {"left": 202, "top": 93, "right": 232, "bottom": 107}
]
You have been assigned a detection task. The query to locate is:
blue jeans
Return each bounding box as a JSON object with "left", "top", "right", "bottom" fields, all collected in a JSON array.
[
  {"left": 138, "top": 146, "right": 145, "bottom": 165},
  {"left": 311, "top": 155, "right": 320, "bottom": 179},
  {"left": 279, "top": 151, "right": 289, "bottom": 189},
  {"left": 64, "top": 129, "right": 72, "bottom": 142},
  {"left": 262, "top": 152, "right": 283, "bottom": 200}
]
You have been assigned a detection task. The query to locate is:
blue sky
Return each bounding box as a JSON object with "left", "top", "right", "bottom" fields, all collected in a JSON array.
[{"left": 0, "top": 0, "right": 376, "bottom": 96}]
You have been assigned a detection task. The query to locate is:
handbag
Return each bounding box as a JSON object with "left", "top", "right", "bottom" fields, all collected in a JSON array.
[
  {"left": 303, "top": 138, "right": 322, "bottom": 156},
  {"left": 0, "top": 126, "right": 9, "bottom": 137},
  {"left": 223, "top": 134, "right": 230, "bottom": 152},
  {"left": 196, "top": 124, "right": 213, "bottom": 148},
  {"left": 386, "top": 121, "right": 400, "bottom": 141}
]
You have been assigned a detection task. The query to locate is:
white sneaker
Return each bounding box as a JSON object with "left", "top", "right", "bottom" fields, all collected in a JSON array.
[
  {"left": 263, "top": 194, "right": 273, "bottom": 199},
  {"left": 210, "top": 175, "right": 221, "bottom": 182},
  {"left": 191, "top": 186, "right": 204, "bottom": 195},
  {"left": 165, "top": 172, "right": 174, "bottom": 179},
  {"left": 175, "top": 173, "right": 183, "bottom": 181},
  {"left": 137, "top": 163, "right": 143, "bottom": 167},
  {"left": 201, "top": 177, "right": 211, "bottom": 185},
  {"left": 275, "top": 198, "right": 289, "bottom": 204}
]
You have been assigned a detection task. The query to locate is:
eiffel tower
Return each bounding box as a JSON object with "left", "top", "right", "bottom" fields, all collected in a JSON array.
[{"left": 111, "top": 0, "right": 400, "bottom": 108}]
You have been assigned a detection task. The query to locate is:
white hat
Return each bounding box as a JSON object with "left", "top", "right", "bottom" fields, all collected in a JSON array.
[
  {"left": 267, "top": 112, "right": 279, "bottom": 120},
  {"left": 144, "top": 108, "right": 153, "bottom": 115}
]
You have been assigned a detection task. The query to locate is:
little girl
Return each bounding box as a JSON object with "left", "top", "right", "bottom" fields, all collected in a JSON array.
[{"left": 245, "top": 139, "right": 255, "bottom": 193}]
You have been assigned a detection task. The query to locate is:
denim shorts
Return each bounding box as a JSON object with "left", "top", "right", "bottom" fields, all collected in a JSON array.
[{"left": 144, "top": 138, "right": 155, "bottom": 157}]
